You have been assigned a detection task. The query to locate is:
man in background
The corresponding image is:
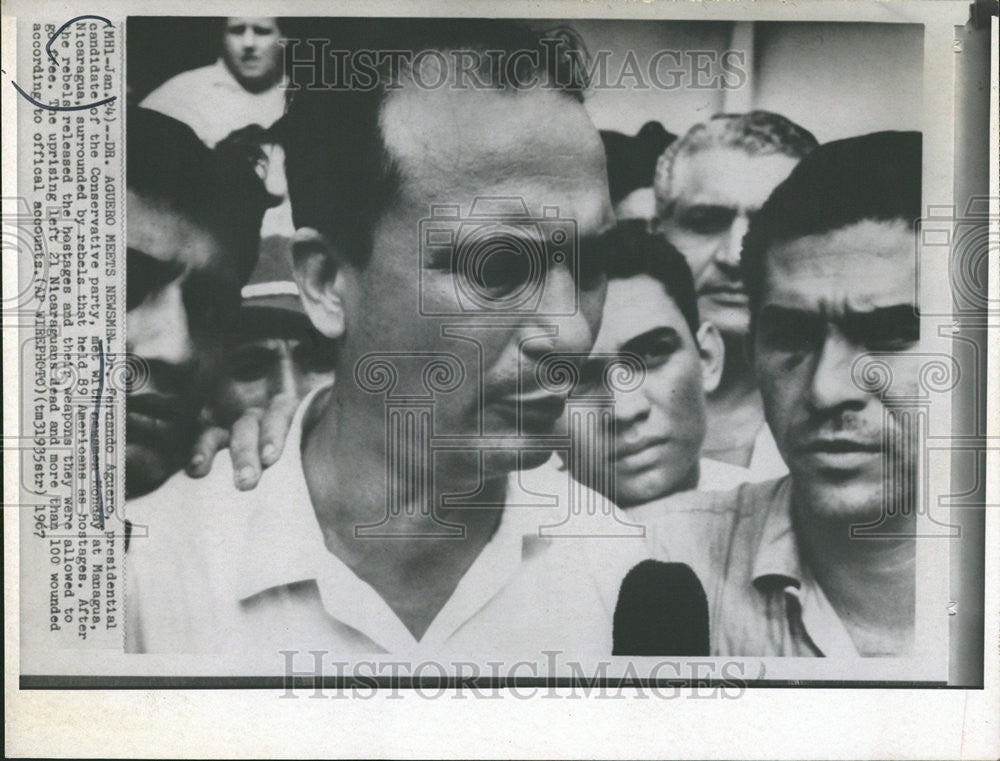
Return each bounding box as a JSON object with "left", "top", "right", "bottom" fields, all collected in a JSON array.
[
  {"left": 125, "top": 106, "right": 271, "bottom": 498},
  {"left": 652, "top": 111, "right": 817, "bottom": 478},
  {"left": 188, "top": 227, "right": 338, "bottom": 487},
  {"left": 563, "top": 220, "right": 745, "bottom": 507},
  {"left": 600, "top": 121, "right": 675, "bottom": 222},
  {"left": 140, "top": 16, "right": 287, "bottom": 148},
  {"left": 641, "top": 131, "right": 924, "bottom": 658}
]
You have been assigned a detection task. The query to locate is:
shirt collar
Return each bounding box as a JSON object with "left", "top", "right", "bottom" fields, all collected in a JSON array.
[
  {"left": 749, "top": 477, "right": 861, "bottom": 658},
  {"left": 233, "top": 391, "right": 568, "bottom": 602},
  {"left": 750, "top": 477, "right": 803, "bottom": 590}
]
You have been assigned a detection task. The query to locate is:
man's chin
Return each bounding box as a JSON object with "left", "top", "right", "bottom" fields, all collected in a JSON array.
[
  {"left": 792, "top": 479, "right": 898, "bottom": 529},
  {"left": 611, "top": 471, "right": 688, "bottom": 510}
]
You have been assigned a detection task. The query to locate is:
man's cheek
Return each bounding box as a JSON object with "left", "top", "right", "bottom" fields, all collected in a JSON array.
[
  {"left": 757, "top": 369, "right": 794, "bottom": 433},
  {"left": 676, "top": 237, "right": 717, "bottom": 277}
]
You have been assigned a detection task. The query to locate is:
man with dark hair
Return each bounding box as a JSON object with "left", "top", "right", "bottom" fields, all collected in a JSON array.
[
  {"left": 640, "top": 131, "right": 925, "bottom": 657},
  {"left": 600, "top": 122, "right": 675, "bottom": 221},
  {"left": 126, "top": 21, "right": 648, "bottom": 661},
  {"left": 125, "top": 106, "right": 272, "bottom": 499},
  {"left": 564, "top": 220, "right": 744, "bottom": 507},
  {"left": 652, "top": 111, "right": 818, "bottom": 479}
]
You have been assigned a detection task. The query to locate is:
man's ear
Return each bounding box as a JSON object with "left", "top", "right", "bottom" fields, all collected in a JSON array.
[
  {"left": 290, "top": 227, "right": 348, "bottom": 340},
  {"left": 696, "top": 321, "right": 725, "bottom": 394}
]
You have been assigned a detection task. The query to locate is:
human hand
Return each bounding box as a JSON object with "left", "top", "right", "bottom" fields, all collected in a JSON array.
[{"left": 186, "top": 391, "right": 299, "bottom": 490}]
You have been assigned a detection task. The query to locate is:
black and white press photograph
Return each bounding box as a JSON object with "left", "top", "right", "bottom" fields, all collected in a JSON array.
[{"left": 5, "top": 1, "right": 996, "bottom": 757}]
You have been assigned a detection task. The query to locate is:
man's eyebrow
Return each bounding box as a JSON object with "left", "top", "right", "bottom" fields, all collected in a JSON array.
[
  {"left": 841, "top": 303, "right": 917, "bottom": 319},
  {"left": 676, "top": 202, "right": 737, "bottom": 214},
  {"left": 620, "top": 326, "right": 681, "bottom": 355},
  {"left": 841, "top": 304, "right": 919, "bottom": 339},
  {"left": 759, "top": 303, "right": 919, "bottom": 335}
]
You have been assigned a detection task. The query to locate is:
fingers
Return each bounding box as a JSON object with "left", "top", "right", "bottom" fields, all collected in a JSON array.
[
  {"left": 187, "top": 426, "right": 230, "bottom": 479},
  {"left": 230, "top": 408, "right": 265, "bottom": 491},
  {"left": 190, "top": 394, "right": 298, "bottom": 491},
  {"left": 257, "top": 392, "right": 298, "bottom": 468}
]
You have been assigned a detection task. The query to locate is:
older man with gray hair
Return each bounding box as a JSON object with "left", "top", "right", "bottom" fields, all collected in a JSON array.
[{"left": 652, "top": 111, "right": 817, "bottom": 480}]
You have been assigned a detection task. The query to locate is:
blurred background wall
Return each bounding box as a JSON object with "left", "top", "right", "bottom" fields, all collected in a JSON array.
[{"left": 128, "top": 18, "right": 923, "bottom": 145}]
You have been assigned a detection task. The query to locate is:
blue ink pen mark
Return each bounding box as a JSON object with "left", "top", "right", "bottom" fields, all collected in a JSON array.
[
  {"left": 7, "top": 77, "right": 116, "bottom": 111},
  {"left": 46, "top": 15, "right": 113, "bottom": 64},
  {"left": 91, "top": 339, "right": 106, "bottom": 530},
  {"left": 3, "top": 15, "right": 117, "bottom": 112}
]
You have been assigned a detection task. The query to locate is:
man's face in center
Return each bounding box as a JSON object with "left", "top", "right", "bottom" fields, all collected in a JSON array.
[
  {"left": 658, "top": 147, "right": 799, "bottom": 337},
  {"left": 569, "top": 274, "right": 714, "bottom": 508},
  {"left": 342, "top": 86, "right": 613, "bottom": 472}
]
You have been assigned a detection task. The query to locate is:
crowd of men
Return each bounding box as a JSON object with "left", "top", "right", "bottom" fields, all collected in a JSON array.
[{"left": 123, "top": 18, "right": 925, "bottom": 666}]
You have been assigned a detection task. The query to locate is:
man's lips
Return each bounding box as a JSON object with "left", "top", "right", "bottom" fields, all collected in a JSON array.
[
  {"left": 613, "top": 436, "right": 671, "bottom": 471},
  {"left": 614, "top": 436, "right": 668, "bottom": 460},
  {"left": 802, "top": 438, "right": 881, "bottom": 453},
  {"left": 702, "top": 282, "right": 746, "bottom": 303},
  {"left": 799, "top": 438, "right": 882, "bottom": 469},
  {"left": 493, "top": 393, "right": 567, "bottom": 428}
]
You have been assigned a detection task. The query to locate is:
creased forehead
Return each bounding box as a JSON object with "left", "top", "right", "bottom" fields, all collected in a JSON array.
[
  {"left": 762, "top": 218, "right": 916, "bottom": 312},
  {"left": 669, "top": 149, "right": 799, "bottom": 209}
]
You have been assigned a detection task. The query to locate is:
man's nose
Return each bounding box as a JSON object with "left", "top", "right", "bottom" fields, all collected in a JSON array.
[
  {"left": 242, "top": 29, "right": 257, "bottom": 47},
  {"left": 807, "top": 330, "right": 868, "bottom": 412},
  {"left": 613, "top": 385, "right": 652, "bottom": 428},
  {"left": 527, "top": 266, "right": 597, "bottom": 356},
  {"left": 127, "top": 283, "right": 196, "bottom": 369},
  {"left": 716, "top": 215, "right": 749, "bottom": 269}
]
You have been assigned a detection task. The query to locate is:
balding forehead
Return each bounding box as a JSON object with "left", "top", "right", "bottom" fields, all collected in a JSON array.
[{"left": 380, "top": 85, "right": 608, "bottom": 213}]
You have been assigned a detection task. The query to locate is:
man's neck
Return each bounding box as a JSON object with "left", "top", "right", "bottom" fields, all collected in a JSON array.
[
  {"left": 703, "top": 332, "right": 764, "bottom": 468},
  {"left": 794, "top": 503, "right": 916, "bottom": 656},
  {"left": 300, "top": 387, "right": 506, "bottom": 640}
]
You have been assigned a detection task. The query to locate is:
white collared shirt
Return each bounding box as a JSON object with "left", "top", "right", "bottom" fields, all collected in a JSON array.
[
  {"left": 140, "top": 59, "right": 286, "bottom": 148},
  {"left": 125, "top": 389, "right": 649, "bottom": 666}
]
